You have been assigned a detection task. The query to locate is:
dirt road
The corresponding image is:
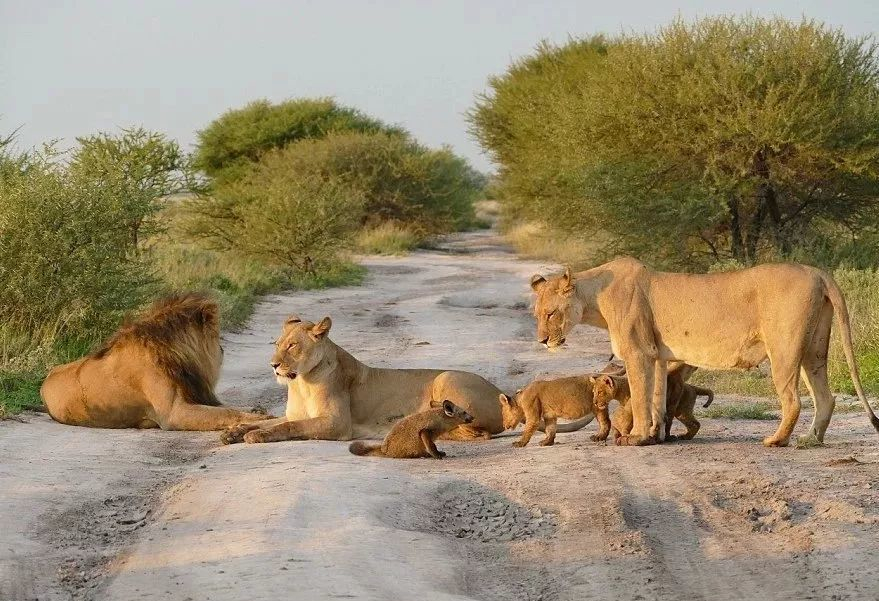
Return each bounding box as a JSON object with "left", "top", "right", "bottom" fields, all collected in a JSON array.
[{"left": 2, "top": 230, "right": 878, "bottom": 601}]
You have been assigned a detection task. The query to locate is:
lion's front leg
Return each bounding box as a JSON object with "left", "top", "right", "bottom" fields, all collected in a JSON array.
[
  {"left": 244, "top": 415, "right": 352, "bottom": 444},
  {"left": 621, "top": 354, "right": 656, "bottom": 446},
  {"left": 651, "top": 360, "right": 668, "bottom": 442},
  {"left": 221, "top": 416, "right": 287, "bottom": 444}
]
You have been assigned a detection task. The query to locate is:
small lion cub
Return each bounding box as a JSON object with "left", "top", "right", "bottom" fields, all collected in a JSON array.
[
  {"left": 348, "top": 400, "right": 473, "bottom": 459},
  {"left": 499, "top": 375, "right": 611, "bottom": 447},
  {"left": 590, "top": 374, "right": 713, "bottom": 442}
]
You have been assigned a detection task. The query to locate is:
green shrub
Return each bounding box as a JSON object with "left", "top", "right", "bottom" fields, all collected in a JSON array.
[
  {"left": 0, "top": 149, "right": 154, "bottom": 352},
  {"left": 246, "top": 131, "right": 478, "bottom": 232},
  {"left": 193, "top": 98, "right": 403, "bottom": 185},
  {"left": 70, "top": 127, "right": 193, "bottom": 245},
  {"left": 184, "top": 163, "right": 365, "bottom": 272}
]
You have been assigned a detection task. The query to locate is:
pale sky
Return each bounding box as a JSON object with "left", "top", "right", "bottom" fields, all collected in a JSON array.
[{"left": 2, "top": 0, "right": 877, "bottom": 172}]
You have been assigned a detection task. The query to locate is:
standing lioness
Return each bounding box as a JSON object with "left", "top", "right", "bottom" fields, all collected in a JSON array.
[
  {"left": 531, "top": 260, "right": 879, "bottom": 447},
  {"left": 222, "top": 315, "right": 506, "bottom": 444}
]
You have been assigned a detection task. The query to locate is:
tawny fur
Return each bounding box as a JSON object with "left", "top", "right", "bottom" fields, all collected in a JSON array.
[
  {"left": 498, "top": 359, "right": 626, "bottom": 447},
  {"left": 40, "top": 293, "right": 269, "bottom": 430},
  {"left": 222, "top": 315, "right": 504, "bottom": 445},
  {"left": 500, "top": 376, "right": 606, "bottom": 447},
  {"left": 592, "top": 373, "right": 713, "bottom": 443},
  {"left": 348, "top": 400, "right": 473, "bottom": 459},
  {"left": 531, "top": 260, "right": 879, "bottom": 447}
]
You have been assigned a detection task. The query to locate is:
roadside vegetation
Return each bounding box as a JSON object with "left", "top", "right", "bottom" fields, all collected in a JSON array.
[
  {"left": 1, "top": 98, "right": 482, "bottom": 415},
  {"left": 470, "top": 15, "right": 879, "bottom": 396}
]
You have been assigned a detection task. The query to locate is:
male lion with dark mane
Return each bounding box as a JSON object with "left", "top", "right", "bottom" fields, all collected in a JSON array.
[
  {"left": 531, "top": 259, "right": 879, "bottom": 448},
  {"left": 41, "top": 293, "right": 270, "bottom": 430}
]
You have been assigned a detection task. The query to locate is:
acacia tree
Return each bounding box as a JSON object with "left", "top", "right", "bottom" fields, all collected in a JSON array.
[
  {"left": 471, "top": 17, "right": 879, "bottom": 268},
  {"left": 70, "top": 128, "right": 192, "bottom": 247}
]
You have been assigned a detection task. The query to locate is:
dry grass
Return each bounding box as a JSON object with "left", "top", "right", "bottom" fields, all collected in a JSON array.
[
  {"left": 502, "top": 222, "right": 602, "bottom": 268},
  {"left": 354, "top": 222, "right": 421, "bottom": 255}
]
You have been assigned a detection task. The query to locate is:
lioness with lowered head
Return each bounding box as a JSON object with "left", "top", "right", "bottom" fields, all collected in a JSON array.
[
  {"left": 531, "top": 260, "right": 879, "bottom": 447},
  {"left": 349, "top": 400, "right": 473, "bottom": 459},
  {"left": 222, "top": 315, "right": 591, "bottom": 444},
  {"left": 41, "top": 294, "right": 270, "bottom": 431}
]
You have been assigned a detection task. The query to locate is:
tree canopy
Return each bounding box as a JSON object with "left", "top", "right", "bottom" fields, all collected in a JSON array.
[{"left": 470, "top": 17, "right": 879, "bottom": 268}]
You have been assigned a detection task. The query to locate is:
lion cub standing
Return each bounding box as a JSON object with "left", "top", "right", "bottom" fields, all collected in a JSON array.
[
  {"left": 591, "top": 374, "right": 713, "bottom": 443},
  {"left": 348, "top": 400, "right": 473, "bottom": 459},
  {"left": 499, "top": 376, "right": 612, "bottom": 447}
]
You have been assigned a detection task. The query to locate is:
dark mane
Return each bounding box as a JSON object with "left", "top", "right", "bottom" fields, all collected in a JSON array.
[{"left": 90, "top": 293, "right": 222, "bottom": 406}]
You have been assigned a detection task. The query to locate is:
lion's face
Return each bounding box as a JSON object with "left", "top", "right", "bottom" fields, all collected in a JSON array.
[
  {"left": 531, "top": 268, "right": 581, "bottom": 348},
  {"left": 270, "top": 315, "right": 333, "bottom": 385},
  {"left": 590, "top": 374, "right": 616, "bottom": 410},
  {"left": 498, "top": 392, "right": 525, "bottom": 430}
]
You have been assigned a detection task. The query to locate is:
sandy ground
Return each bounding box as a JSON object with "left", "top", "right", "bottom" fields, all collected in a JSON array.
[{"left": 2, "top": 229, "right": 879, "bottom": 601}]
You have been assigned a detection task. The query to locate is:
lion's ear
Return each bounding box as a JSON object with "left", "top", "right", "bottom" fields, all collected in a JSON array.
[
  {"left": 561, "top": 266, "right": 575, "bottom": 295},
  {"left": 429, "top": 399, "right": 442, "bottom": 409},
  {"left": 530, "top": 274, "right": 547, "bottom": 292},
  {"left": 285, "top": 314, "right": 302, "bottom": 325},
  {"left": 310, "top": 316, "right": 332, "bottom": 340},
  {"left": 499, "top": 393, "right": 512, "bottom": 406},
  {"left": 600, "top": 374, "right": 615, "bottom": 389}
]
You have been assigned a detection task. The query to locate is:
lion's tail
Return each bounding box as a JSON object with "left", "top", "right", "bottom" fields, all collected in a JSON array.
[
  {"left": 555, "top": 414, "right": 595, "bottom": 433},
  {"left": 348, "top": 441, "right": 385, "bottom": 457},
  {"left": 690, "top": 385, "right": 714, "bottom": 408},
  {"left": 823, "top": 274, "right": 879, "bottom": 434}
]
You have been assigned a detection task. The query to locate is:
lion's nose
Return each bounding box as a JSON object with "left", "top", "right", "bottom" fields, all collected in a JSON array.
[{"left": 270, "top": 362, "right": 281, "bottom": 369}]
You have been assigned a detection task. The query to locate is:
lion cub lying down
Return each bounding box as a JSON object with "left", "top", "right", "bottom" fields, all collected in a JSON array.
[
  {"left": 591, "top": 374, "right": 713, "bottom": 443},
  {"left": 348, "top": 400, "right": 473, "bottom": 459}
]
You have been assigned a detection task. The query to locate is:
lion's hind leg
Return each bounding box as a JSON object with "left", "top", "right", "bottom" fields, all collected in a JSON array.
[
  {"left": 763, "top": 348, "right": 805, "bottom": 448},
  {"left": 798, "top": 302, "right": 835, "bottom": 446}
]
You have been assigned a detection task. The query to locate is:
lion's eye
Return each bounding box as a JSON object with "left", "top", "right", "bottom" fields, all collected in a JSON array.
[{"left": 547, "top": 310, "right": 556, "bottom": 319}]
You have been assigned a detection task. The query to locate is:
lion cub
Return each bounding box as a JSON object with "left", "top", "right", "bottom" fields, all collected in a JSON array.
[
  {"left": 499, "top": 376, "right": 612, "bottom": 447},
  {"left": 591, "top": 374, "right": 713, "bottom": 443},
  {"left": 348, "top": 400, "right": 473, "bottom": 459}
]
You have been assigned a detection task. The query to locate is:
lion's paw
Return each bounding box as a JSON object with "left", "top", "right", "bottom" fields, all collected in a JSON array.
[
  {"left": 762, "top": 436, "right": 790, "bottom": 448},
  {"left": 243, "top": 429, "right": 271, "bottom": 444},
  {"left": 795, "top": 433, "right": 823, "bottom": 449},
  {"left": 221, "top": 423, "right": 259, "bottom": 445}
]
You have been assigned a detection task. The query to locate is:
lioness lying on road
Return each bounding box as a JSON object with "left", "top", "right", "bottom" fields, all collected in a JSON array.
[
  {"left": 531, "top": 260, "right": 879, "bottom": 446},
  {"left": 223, "top": 315, "right": 553, "bottom": 444},
  {"left": 592, "top": 373, "right": 713, "bottom": 443}
]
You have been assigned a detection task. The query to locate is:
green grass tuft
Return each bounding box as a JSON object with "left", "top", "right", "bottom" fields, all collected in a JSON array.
[
  {"left": 0, "top": 371, "right": 44, "bottom": 418},
  {"left": 699, "top": 402, "right": 777, "bottom": 420}
]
